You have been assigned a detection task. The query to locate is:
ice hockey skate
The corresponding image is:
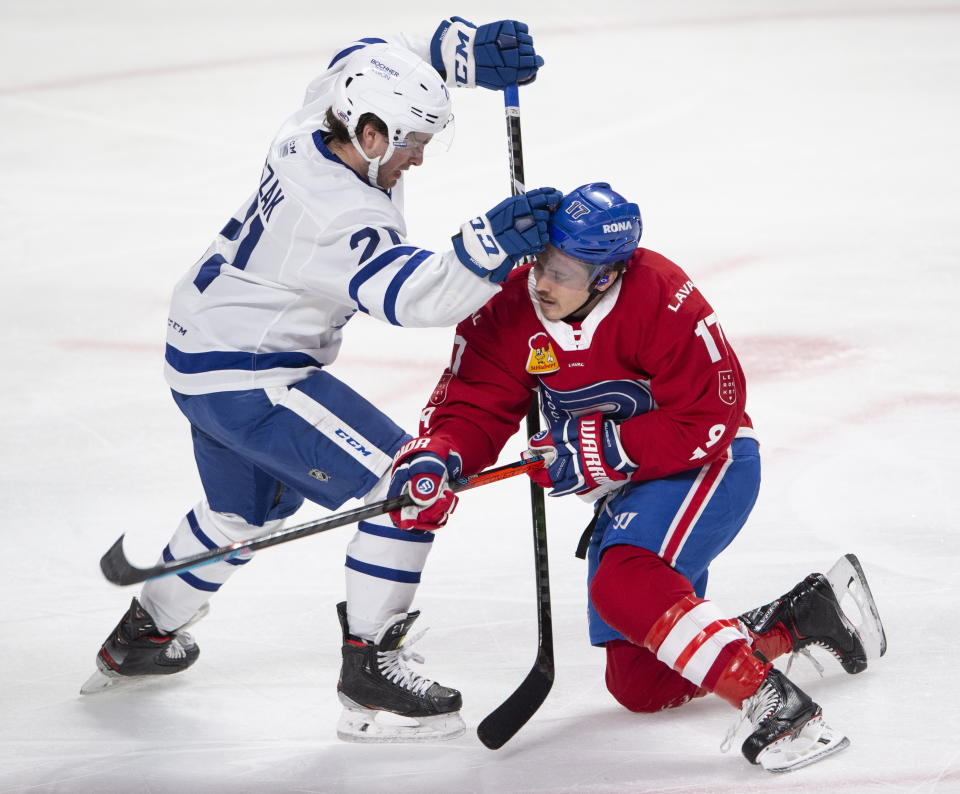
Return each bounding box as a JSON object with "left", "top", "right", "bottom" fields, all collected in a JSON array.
[
  {"left": 740, "top": 553, "right": 886, "bottom": 674},
  {"left": 80, "top": 598, "right": 204, "bottom": 694},
  {"left": 336, "top": 601, "right": 465, "bottom": 743},
  {"left": 730, "top": 668, "right": 849, "bottom": 773}
]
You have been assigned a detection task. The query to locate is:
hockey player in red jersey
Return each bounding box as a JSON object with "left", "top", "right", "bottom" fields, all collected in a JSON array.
[{"left": 387, "top": 183, "right": 886, "bottom": 771}]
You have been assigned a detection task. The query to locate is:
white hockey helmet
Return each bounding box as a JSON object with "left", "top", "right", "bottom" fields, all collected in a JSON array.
[{"left": 331, "top": 43, "right": 453, "bottom": 187}]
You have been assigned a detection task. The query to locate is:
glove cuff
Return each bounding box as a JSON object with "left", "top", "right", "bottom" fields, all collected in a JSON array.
[
  {"left": 430, "top": 17, "right": 477, "bottom": 87},
  {"left": 392, "top": 435, "right": 463, "bottom": 478},
  {"left": 452, "top": 218, "right": 510, "bottom": 282},
  {"left": 600, "top": 419, "right": 638, "bottom": 475}
]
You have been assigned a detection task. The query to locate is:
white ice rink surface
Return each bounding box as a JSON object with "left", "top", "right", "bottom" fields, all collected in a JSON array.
[{"left": 2, "top": 1, "right": 959, "bottom": 792}]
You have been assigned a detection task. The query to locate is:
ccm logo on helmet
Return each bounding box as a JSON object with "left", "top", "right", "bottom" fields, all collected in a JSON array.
[{"left": 602, "top": 221, "right": 633, "bottom": 233}]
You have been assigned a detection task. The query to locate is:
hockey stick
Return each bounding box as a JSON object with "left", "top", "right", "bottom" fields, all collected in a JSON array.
[
  {"left": 476, "top": 84, "right": 555, "bottom": 751},
  {"left": 99, "top": 456, "right": 543, "bottom": 587}
]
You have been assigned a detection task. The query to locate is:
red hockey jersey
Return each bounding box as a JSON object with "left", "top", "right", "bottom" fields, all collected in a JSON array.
[{"left": 420, "top": 249, "right": 753, "bottom": 481}]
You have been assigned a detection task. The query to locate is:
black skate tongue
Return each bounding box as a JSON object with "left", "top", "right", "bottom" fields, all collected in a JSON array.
[{"left": 379, "top": 611, "right": 420, "bottom": 651}]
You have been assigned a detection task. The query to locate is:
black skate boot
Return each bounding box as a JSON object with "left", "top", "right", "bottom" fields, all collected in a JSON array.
[
  {"left": 336, "top": 601, "right": 464, "bottom": 743},
  {"left": 742, "top": 555, "right": 886, "bottom": 675},
  {"left": 738, "top": 668, "right": 848, "bottom": 772},
  {"left": 80, "top": 597, "right": 200, "bottom": 694},
  {"left": 740, "top": 571, "right": 867, "bottom": 673}
]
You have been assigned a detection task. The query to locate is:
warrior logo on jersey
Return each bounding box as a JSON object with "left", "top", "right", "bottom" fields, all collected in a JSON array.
[
  {"left": 526, "top": 332, "right": 560, "bottom": 375},
  {"left": 718, "top": 370, "right": 736, "bottom": 405}
]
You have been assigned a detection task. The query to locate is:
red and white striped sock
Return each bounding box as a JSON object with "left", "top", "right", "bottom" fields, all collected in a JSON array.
[{"left": 643, "top": 594, "right": 771, "bottom": 708}]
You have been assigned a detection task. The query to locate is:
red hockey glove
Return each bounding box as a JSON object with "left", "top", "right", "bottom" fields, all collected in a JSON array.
[
  {"left": 525, "top": 413, "right": 637, "bottom": 502},
  {"left": 388, "top": 437, "right": 464, "bottom": 531}
]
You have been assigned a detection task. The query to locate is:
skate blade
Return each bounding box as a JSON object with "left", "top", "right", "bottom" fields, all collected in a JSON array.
[
  {"left": 336, "top": 698, "right": 466, "bottom": 744},
  {"left": 824, "top": 554, "right": 887, "bottom": 660},
  {"left": 80, "top": 667, "right": 129, "bottom": 695},
  {"left": 80, "top": 663, "right": 187, "bottom": 696},
  {"left": 758, "top": 716, "right": 850, "bottom": 773}
]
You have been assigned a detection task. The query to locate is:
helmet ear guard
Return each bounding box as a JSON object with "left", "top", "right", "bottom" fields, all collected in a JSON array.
[{"left": 549, "top": 182, "right": 642, "bottom": 266}]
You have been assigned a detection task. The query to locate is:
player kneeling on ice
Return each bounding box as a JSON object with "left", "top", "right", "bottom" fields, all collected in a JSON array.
[
  {"left": 82, "top": 18, "right": 559, "bottom": 743},
  {"left": 387, "top": 183, "right": 887, "bottom": 770}
]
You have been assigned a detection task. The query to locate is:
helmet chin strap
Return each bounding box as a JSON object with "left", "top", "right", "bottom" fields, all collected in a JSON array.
[
  {"left": 349, "top": 136, "right": 399, "bottom": 190},
  {"left": 561, "top": 273, "right": 611, "bottom": 323},
  {"left": 561, "top": 288, "right": 603, "bottom": 323}
]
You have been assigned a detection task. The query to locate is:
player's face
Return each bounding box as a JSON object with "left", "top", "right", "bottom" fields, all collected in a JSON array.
[
  {"left": 369, "top": 132, "right": 431, "bottom": 190},
  {"left": 533, "top": 246, "right": 608, "bottom": 320}
]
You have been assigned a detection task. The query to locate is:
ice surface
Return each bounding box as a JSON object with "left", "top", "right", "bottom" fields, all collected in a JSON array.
[{"left": 2, "top": 1, "right": 958, "bottom": 792}]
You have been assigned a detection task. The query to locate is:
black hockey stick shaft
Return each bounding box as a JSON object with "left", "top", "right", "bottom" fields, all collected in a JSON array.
[
  {"left": 100, "top": 457, "right": 543, "bottom": 587},
  {"left": 476, "top": 84, "right": 555, "bottom": 751}
]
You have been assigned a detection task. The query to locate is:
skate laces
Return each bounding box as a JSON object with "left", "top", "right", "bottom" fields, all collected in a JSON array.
[
  {"left": 377, "top": 628, "right": 434, "bottom": 697},
  {"left": 720, "top": 676, "right": 780, "bottom": 753},
  {"left": 163, "top": 632, "right": 193, "bottom": 661}
]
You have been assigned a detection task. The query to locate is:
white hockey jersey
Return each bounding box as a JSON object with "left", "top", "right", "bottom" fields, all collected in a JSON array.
[{"left": 164, "top": 34, "right": 500, "bottom": 395}]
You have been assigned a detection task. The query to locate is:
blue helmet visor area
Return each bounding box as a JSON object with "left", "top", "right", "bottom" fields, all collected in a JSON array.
[{"left": 534, "top": 246, "right": 609, "bottom": 291}]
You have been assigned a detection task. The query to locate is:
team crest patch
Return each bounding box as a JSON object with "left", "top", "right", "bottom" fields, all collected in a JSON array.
[
  {"left": 718, "top": 370, "right": 736, "bottom": 405},
  {"left": 430, "top": 371, "right": 453, "bottom": 405},
  {"left": 526, "top": 332, "right": 559, "bottom": 375}
]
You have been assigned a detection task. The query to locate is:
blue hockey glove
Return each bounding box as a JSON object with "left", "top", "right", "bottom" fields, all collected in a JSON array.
[
  {"left": 525, "top": 414, "right": 637, "bottom": 502},
  {"left": 430, "top": 17, "right": 543, "bottom": 89},
  {"left": 388, "top": 436, "right": 463, "bottom": 531},
  {"left": 453, "top": 187, "right": 562, "bottom": 283}
]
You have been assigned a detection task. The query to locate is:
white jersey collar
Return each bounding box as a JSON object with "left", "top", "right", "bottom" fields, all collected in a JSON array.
[{"left": 526, "top": 269, "right": 623, "bottom": 351}]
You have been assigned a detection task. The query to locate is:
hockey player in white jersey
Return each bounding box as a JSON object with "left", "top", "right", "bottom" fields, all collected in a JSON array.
[{"left": 82, "top": 18, "right": 559, "bottom": 743}]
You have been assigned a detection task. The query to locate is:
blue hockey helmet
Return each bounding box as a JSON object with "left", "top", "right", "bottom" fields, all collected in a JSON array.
[{"left": 549, "top": 183, "right": 642, "bottom": 267}]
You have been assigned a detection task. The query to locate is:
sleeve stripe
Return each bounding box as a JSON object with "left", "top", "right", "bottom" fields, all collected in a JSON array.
[
  {"left": 384, "top": 249, "right": 433, "bottom": 326},
  {"left": 348, "top": 245, "right": 419, "bottom": 312}
]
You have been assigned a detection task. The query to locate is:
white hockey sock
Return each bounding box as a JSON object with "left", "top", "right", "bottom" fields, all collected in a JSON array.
[
  {"left": 344, "top": 519, "right": 435, "bottom": 639},
  {"left": 140, "top": 501, "right": 281, "bottom": 632}
]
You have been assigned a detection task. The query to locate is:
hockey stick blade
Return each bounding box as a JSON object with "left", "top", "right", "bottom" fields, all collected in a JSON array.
[
  {"left": 99, "top": 457, "right": 543, "bottom": 587},
  {"left": 477, "top": 649, "right": 554, "bottom": 749}
]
